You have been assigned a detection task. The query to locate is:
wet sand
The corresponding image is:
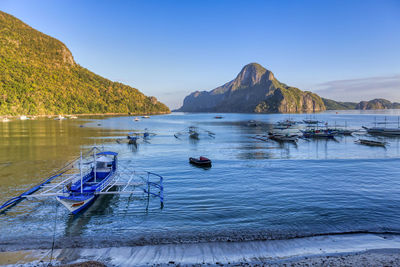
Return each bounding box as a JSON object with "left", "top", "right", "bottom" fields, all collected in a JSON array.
[{"left": 1, "top": 233, "right": 400, "bottom": 266}]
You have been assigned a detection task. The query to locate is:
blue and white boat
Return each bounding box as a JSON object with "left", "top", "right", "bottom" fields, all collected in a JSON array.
[
  {"left": 56, "top": 151, "right": 118, "bottom": 214},
  {"left": 0, "top": 147, "right": 164, "bottom": 214}
]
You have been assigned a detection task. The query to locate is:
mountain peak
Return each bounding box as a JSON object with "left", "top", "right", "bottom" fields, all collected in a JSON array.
[{"left": 233, "top": 63, "right": 274, "bottom": 89}]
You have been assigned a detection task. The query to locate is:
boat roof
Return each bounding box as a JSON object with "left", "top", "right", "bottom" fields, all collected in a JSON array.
[
  {"left": 97, "top": 156, "right": 113, "bottom": 162},
  {"left": 97, "top": 151, "right": 118, "bottom": 156}
]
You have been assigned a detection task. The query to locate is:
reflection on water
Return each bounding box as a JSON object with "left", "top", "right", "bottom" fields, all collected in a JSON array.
[
  {"left": 65, "top": 194, "right": 117, "bottom": 236},
  {"left": 1, "top": 111, "right": 400, "bottom": 250}
]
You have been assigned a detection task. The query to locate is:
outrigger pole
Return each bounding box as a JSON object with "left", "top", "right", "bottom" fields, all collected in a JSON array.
[{"left": 80, "top": 151, "right": 83, "bottom": 194}]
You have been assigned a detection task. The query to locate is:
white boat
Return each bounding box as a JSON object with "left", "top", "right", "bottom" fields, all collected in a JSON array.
[
  {"left": 54, "top": 115, "right": 65, "bottom": 120},
  {"left": 20, "top": 115, "right": 28, "bottom": 120},
  {"left": 134, "top": 117, "right": 140, "bottom": 121},
  {"left": 2, "top": 117, "right": 10, "bottom": 122},
  {"left": 142, "top": 115, "right": 150, "bottom": 119},
  {"left": 69, "top": 115, "right": 78, "bottom": 119}
]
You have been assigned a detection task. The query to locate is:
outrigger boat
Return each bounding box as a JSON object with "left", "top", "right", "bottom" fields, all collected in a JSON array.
[
  {"left": 0, "top": 147, "right": 164, "bottom": 214},
  {"left": 301, "top": 129, "right": 337, "bottom": 138},
  {"left": 303, "top": 119, "right": 321, "bottom": 125},
  {"left": 362, "top": 126, "right": 400, "bottom": 136},
  {"left": 268, "top": 132, "right": 299, "bottom": 142},
  {"left": 174, "top": 126, "right": 215, "bottom": 140},
  {"left": 189, "top": 126, "right": 199, "bottom": 139},
  {"left": 355, "top": 139, "right": 387, "bottom": 147}
]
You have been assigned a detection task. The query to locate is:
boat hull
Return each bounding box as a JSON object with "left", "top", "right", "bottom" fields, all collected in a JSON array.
[
  {"left": 189, "top": 157, "right": 212, "bottom": 167},
  {"left": 57, "top": 195, "right": 96, "bottom": 214}
]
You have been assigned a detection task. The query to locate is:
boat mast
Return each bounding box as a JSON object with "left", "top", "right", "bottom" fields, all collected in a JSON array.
[
  {"left": 93, "top": 152, "right": 97, "bottom": 183},
  {"left": 80, "top": 151, "right": 83, "bottom": 194}
]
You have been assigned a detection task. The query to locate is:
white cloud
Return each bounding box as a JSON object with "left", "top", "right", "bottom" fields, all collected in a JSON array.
[{"left": 314, "top": 74, "right": 400, "bottom": 102}]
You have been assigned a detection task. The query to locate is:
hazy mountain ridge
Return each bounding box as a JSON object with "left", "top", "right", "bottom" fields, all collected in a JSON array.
[
  {"left": 176, "top": 63, "right": 325, "bottom": 113},
  {"left": 0, "top": 11, "right": 169, "bottom": 115},
  {"left": 323, "top": 98, "right": 400, "bottom": 110}
]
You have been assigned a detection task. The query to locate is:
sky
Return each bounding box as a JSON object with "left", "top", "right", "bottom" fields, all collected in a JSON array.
[{"left": 1, "top": 0, "right": 399, "bottom": 109}]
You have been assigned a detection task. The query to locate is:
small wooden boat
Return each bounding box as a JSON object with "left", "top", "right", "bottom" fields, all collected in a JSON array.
[
  {"left": 303, "top": 119, "right": 320, "bottom": 124},
  {"left": 175, "top": 126, "right": 214, "bottom": 140},
  {"left": 189, "top": 156, "right": 212, "bottom": 167},
  {"left": 355, "top": 139, "right": 387, "bottom": 147},
  {"left": 269, "top": 133, "right": 299, "bottom": 142},
  {"left": 301, "top": 129, "right": 337, "bottom": 138},
  {"left": 363, "top": 126, "right": 400, "bottom": 136},
  {"left": 214, "top": 116, "right": 223, "bottom": 119}
]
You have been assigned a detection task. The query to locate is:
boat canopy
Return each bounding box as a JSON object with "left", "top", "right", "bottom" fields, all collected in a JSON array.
[
  {"left": 96, "top": 156, "right": 113, "bottom": 163},
  {"left": 97, "top": 151, "right": 118, "bottom": 156}
]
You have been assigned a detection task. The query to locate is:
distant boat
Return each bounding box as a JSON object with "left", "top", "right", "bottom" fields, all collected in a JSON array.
[
  {"left": 214, "top": 116, "right": 223, "bottom": 119},
  {"left": 189, "top": 131, "right": 199, "bottom": 139},
  {"left": 269, "top": 133, "right": 299, "bottom": 142},
  {"left": 70, "top": 115, "right": 78, "bottom": 119},
  {"left": 355, "top": 139, "right": 387, "bottom": 147},
  {"left": 2, "top": 117, "right": 10, "bottom": 122},
  {"left": 142, "top": 115, "right": 150, "bottom": 119},
  {"left": 189, "top": 126, "right": 199, "bottom": 139},
  {"left": 20, "top": 115, "right": 28, "bottom": 120},
  {"left": 247, "top": 120, "right": 258, "bottom": 127},
  {"left": 362, "top": 126, "right": 400, "bottom": 136},
  {"left": 134, "top": 117, "right": 140, "bottom": 121},
  {"left": 127, "top": 135, "right": 138, "bottom": 145},
  {"left": 54, "top": 115, "right": 65, "bottom": 120},
  {"left": 301, "top": 129, "right": 337, "bottom": 138},
  {"left": 303, "top": 119, "right": 321, "bottom": 124},
  {"left": 175, "top": 126, "right": 214, "bottom": 140},
  {"left": 189, "top": 156, "right": 212, "bottom": 167}
]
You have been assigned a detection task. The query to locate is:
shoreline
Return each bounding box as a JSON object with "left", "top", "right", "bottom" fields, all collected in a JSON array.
[
  {"left": 0, "top": 111, "right": 170, "bottom": 119},
  {"left": 2, "top": 233, "right": 400, "bottom": 266}
]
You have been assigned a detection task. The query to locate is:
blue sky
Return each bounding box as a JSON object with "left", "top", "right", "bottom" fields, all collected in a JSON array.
[{"left": 1, "top": 0, "right": 399, "bottom": 108}]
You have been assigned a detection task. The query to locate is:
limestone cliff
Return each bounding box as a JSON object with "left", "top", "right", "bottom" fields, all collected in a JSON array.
[{"left": 177, "top": 63, "right": 325, "bottom": 113}]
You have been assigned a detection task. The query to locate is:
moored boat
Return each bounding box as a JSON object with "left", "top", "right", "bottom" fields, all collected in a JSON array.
[
  {"left": 268, "top": 133, "right": 299, "bottom": 142},
  {"left": 303, "top": 119, "right": 321, "bottom": 125},
  {"left": 0, "top": 147, "right": 164, "bottom": 214},
  {"left": 56, "top": 151, "right": 118, "bottom": 213},
  {"left": 362, "top": 126, "right": 400, "bottom": 136},
  {"left": 355, "top": 139, "right": 387, "bottom": 147},
  {"left": 127, "top": 135, "right": 138, "bottom": 144},
  {"left": 301, "top": 129, "right": 337, "bottom": 138},
  {"left": 189, "top": 156, "right": 212, "bottom": 167}
]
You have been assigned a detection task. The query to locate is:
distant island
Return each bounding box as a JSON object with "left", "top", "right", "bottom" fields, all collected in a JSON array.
[
  {"left": 0, "top": 11, "right": 170, "bottom": 116},
  {"left": 176, "top": 63, "right": 399, "bottom": 113},
  {"left": 323, "top": 98, "right": 400, "bottom": 110}
]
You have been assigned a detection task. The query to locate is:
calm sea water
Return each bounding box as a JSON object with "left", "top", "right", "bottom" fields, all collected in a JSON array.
[{"left": 1, "top": 111, "right": 400, "bottom": 250}]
